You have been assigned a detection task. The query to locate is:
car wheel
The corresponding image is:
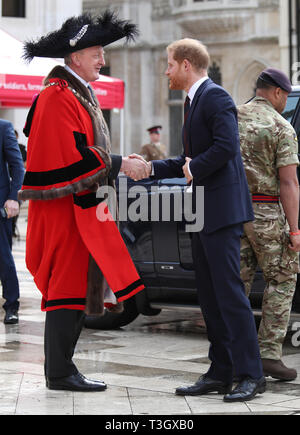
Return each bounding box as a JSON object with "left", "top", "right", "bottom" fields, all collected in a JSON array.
[{"left": 84, "top": 298, "right": 139, "bottom": 330}]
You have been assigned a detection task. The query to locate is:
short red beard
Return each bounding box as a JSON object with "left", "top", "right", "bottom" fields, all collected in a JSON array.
[{"left": 169, "top": 77, "right": 184, "bottom": 90}]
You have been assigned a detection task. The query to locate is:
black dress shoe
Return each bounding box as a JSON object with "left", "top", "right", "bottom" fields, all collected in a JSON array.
[
  {"left": 47, "top": 373, "right": 107, "bottom": 392},
  {"left": 223, "top": 376, "right": 266, "bottom": 402},
  {"left": 4, "top": 309, "right": 19, "bottom": 324},
  {"left": 176, "top": 375, "right": 232, "bottom": 396}
]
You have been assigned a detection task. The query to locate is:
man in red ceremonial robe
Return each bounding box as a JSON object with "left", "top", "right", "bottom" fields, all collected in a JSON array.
[{"left": 19, "top": 11, "right": 148, "bottom": 392}]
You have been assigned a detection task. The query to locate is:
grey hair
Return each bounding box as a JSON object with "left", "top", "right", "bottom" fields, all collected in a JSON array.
[{"left": 64, "top": 53, "right": 72, "bottom": 66}]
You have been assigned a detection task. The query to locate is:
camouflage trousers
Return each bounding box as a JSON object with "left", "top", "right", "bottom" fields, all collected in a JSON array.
[{"left": 241, "top": 203, "right": 299, "bottom": 360}]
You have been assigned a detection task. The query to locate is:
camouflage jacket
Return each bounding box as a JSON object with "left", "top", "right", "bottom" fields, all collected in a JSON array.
[{"left": 238, "top": 96, "right": 299, "bottom": 196}]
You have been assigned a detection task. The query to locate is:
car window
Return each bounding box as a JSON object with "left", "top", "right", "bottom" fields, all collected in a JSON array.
[
  {"left": 282, "top": 93, "right": 300, "bottom": 122},
  {"left": 159, "top": 177, "right": 187, "bottom": 186}
]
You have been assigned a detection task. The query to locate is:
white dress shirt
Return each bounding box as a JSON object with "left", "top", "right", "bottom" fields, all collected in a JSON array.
[
  {"left": 64, "top": 64, "right": 96, "bottom": 103},
  {"left": 187, "top": 76, "right": 209, "bottom": 105},
  {"left": 151, "top": 76, "right": 209, "bottom": 178},
  {"left": 64, "top": 64, "right": 89, "bottom": 88}
]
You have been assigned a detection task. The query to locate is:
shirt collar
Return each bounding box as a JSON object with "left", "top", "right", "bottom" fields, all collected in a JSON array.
[
  {"left": 188, "top": 76, "right": 209, "bottom": 103},
  {"left": 64, "top": 64, "right": 89, "bottom": 88}
]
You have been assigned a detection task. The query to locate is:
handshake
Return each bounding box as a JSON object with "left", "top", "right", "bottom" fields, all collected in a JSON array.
[
  {"left": 120, "top": 154, "right": 152, "bottom": 181},
  {"left": 120, "top": 154, "right": 193, "bottom": 184}
]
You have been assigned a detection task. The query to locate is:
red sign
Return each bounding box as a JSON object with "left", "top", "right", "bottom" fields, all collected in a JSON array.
[
  {"left": 0, "top": 74, "right": 124, "bottom": 109},
  {"left": 91, "top": 77, "right": 124, "bottom": 109}
]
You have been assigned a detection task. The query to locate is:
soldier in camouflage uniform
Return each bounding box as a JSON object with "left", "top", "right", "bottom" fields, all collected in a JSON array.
[
  {"left": 139, "top": 125, "right": 167, "bottom": 161},
  {"left": 238, "top": 68, "right": 300, "bottom": 381}
]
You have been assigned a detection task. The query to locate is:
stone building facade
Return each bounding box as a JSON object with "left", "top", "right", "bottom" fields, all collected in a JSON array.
[
  {"left": 84, "top": 0, "right": 286, "bottom": 156},
  {"left": 0, "top": 1, "right": 290, "bottom": 155},
  {"left": 0, "top": 0, "right": 82, "bottom": 143}
]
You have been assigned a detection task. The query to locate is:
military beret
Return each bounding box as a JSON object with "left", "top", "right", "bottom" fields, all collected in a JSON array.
[
  {"left": 23, "top": 10, "right": 138, "bottom": 61},
  {"left": 258, "top": 67, "right": 292, "bottom": 93}
]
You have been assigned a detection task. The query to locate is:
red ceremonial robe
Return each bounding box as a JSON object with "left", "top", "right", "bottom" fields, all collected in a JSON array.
[{"left": 19, "top": 74, "right": 144, "bottom": 314}]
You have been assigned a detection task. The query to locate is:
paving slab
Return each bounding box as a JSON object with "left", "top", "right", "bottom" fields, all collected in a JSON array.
[{"left": 0, "top": 207, "right": 300, "bottom": 416}]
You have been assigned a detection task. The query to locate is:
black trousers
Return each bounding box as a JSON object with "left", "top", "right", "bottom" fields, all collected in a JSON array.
[
  {"left": 44, "top": 309, "right": 85, "bottom": 379},
  {"left": 0, "top": 216, "right": 20, "bottom": 311},
  {"left": 192, "top": 223, "right": 263, "bottom": 382}
]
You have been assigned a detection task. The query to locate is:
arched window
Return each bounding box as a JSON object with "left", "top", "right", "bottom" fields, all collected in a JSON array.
[
  {"left": 235, "top": 60, "right": 267, "bottom": 105},
  {"left": 208, "top": 62, "right": 222, "bottom": 85},
  {"left": 2, "top": 0, "right": 25, "bottom": 17}
]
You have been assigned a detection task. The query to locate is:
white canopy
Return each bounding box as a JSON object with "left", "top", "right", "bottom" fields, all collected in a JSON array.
[
  {"left": 0, "top": 28, "right": 125, "bottom": 108},
  {"left": 0, "top": 28, "right": 125, "bottom": 152},
  {"left": 0, "top": 28, "right": 61, "bottom": 76}
]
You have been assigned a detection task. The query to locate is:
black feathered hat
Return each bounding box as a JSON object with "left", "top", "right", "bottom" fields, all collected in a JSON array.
[{"left": 23, "top": 10, "right": 139, "bottom": 62}]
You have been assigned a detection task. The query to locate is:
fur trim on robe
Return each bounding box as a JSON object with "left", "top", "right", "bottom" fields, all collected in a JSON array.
[{"left": 19, "top": 66, "right": 130, "bottom": 315}]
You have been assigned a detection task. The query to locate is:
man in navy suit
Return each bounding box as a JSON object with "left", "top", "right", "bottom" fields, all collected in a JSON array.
[
  {"left": 134, "top": 38, "right": 265, "bottom": 402},
  {"left": 0, "top": 119, "right": 24, "bottom": 324}
]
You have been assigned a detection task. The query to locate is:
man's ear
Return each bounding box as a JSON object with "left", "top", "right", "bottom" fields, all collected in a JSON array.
[
  {"left": 274, "top": 86, "right": 282, "bottom": 99},
  {"left": 71, "top": 52, "right": 81, "bottom": 67},
  {"left": 183, "top": 59, "right": 190, "bottom": 72}
]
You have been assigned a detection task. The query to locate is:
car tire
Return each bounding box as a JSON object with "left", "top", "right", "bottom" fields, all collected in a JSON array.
[{"left": 84, "top": 298, "right": 139, "bottom": 330}]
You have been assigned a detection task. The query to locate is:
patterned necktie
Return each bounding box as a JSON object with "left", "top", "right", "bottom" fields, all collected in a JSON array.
[
  {"left": 184, "top": 95, "right": 190, "bottom": 120},
  {"left": 183, "top": 95, "right": 191, "bottom": 156},
  {"left": 87, "top": 84, "right": 96, "bottom": 104}
]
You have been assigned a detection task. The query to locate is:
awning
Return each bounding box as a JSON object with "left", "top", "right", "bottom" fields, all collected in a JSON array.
[
  {"left": 0, "top": 73, "right": 124, "bottom": 109},
  {"left": 0, "top": 28, "right": 124, "bottom": 109}
]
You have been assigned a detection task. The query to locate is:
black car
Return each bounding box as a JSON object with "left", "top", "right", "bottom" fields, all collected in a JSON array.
[{"left": 85, "top": 87, "right": 300, "bottom": 330}]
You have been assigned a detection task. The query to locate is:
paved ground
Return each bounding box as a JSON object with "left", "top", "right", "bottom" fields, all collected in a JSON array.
[{"left": 1, "top": 206, "right": 300, "bottom": 416}]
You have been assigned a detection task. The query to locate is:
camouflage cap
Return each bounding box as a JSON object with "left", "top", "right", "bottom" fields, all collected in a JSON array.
[{"left": 259, "top": 68, "right": 292, "bottom": 93}]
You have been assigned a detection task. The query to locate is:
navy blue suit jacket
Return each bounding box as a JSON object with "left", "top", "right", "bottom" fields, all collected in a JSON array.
[
  {"left": 0, "top": 120, "right": 24, "bottom": 207},
  {"left": 153, "top": 79, "right": 253, "bottom": 233}
]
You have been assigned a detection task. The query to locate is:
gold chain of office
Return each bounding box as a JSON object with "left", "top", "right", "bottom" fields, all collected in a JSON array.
[{"left": 43, "top": 80, "right": 99, "bottom": 111}]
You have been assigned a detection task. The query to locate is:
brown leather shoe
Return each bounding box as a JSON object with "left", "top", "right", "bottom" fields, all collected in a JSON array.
[{"left": 262, "top": 358, "right": 297, "bottom": 381}]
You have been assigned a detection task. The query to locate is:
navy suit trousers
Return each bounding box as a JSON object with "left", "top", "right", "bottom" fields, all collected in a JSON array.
[
  {"left": 192, "top": 223, "right": 263, "bottom": 382},
  {"left": 0, "top": 216, "right": 20, "bottom": 311}
]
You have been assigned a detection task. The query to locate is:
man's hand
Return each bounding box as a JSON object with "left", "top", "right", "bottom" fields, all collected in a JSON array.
[
  {"left": 279, "top": 166, "right": 300, "bottom": 252},
  {"left": 183, "top": 157, "right": 193, "bottom": 184},
  {"left": 289, "top": 234, "right": 300, "bottom": 252},
  {"left": 121, "top": 155, "right": 151, "bottom": 180},
  {"left": 4, "top": 200, "right": 19, "bottom": 219}
]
